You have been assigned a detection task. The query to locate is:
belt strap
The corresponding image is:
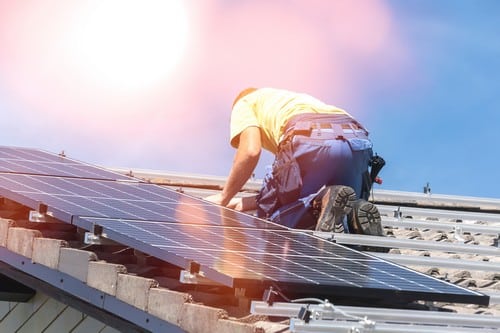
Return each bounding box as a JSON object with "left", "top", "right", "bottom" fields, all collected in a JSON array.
[{"left": 281, "top": 113, "right": 368, "bottom": 142}]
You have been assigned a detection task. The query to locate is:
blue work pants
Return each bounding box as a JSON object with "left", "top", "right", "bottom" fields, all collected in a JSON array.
[{"left": 256, "top": 114, "right": 373, "bottom": 229}]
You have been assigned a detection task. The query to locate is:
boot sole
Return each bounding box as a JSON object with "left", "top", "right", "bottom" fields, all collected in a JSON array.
[
  {"left": 352, "top": 201, "right": 384, "bottom": 236},
  {"left": 316, "top": 186, "right": 356, "bottom": 232}
]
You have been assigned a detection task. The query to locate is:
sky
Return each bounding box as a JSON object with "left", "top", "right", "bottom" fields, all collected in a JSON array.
[{"left": 0, "top": 0, "right": 499, "bottom": 198}]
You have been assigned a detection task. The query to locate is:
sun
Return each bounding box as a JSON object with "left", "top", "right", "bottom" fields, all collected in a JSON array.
[{"left": 66, "top": 0, "right": 189, "bottom": 93}]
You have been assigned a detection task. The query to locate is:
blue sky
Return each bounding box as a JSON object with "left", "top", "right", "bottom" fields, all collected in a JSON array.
[
  {"left": 369, "top": 0, "right": 500, "bottom": 197},
  {"left": 0, "top": 0, "right": 499, "bottom": 198}
]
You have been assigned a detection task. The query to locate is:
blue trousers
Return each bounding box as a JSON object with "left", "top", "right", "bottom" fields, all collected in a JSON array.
[{"left": 256, "top": 114, "right": 373, "bottom": 229}]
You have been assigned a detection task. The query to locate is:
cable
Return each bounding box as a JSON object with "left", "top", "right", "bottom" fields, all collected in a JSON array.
[{"left": 291, "top": 297, "right": 323, "bottom": 304}]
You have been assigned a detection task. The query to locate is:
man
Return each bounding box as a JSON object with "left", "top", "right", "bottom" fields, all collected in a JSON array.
[{"left": 205, "top": 87, "right": 384, "bottom": 235}]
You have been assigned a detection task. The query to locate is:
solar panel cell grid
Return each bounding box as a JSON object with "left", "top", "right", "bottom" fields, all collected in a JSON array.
[
  {"left": 0, "top": 146, "right": 131, "bottom": 180},
  {"left": 0, "top": 174, "right": 284, "bottom": 229},
  {"left": 81, "top": 219, "right": 366, "bottom": 259},
  {"left": 78, "top": 216, "right": 483, "bottom": 300},
  {"left": 0, "top": 146, "right": 54, "bottom": 160}
]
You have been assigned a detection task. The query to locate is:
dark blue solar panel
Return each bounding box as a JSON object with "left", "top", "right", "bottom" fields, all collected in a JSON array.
[
  {"left": 0, "top": 146, "right": 131, "bottom": 180},
  {"left": 0, "top": 146, "right": 490, "bottom": 305},
  {"left": 74, "top": 217, "right": 488, "bottom": 304},
  {"left": 0, "top": 174, "right": 283, "bottom": 230}
]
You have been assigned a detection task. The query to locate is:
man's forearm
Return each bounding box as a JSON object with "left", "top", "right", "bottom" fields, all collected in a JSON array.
[
  {"left": 220, "top": 152, "right": 259, "bottom": 206},
  {"left": 218, "top": 126, "right": 262, "bottom": 207}
]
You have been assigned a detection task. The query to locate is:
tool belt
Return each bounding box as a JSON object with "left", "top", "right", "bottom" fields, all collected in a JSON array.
[{"left": 280, "top": 113, "right": 369, "bottom": 144}]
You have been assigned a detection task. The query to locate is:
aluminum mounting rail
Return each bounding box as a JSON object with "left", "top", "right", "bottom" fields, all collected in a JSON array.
[
  {"left": 373, "top": 252, "right": 500, "bottom": 273},
  {"left": 106, "top": 167, "right": 500, "bottom": 212},
  {"left": 312, "top": 231, "right": 500, "bottom": 256},
  {"left": 370, "top": 189, "right": 500, "bottom": 212},
  {"left": 108, "top": 167, "right": 262, "bottom": 191},
  {"left": 483, "top": 291, "right": 500, "bottom": 305},
  {"left": 251, "top": 301, "right": 500, "bottom": 332},
  {"left": 378, "top": 205, "right": 500, "bottom": 224},
  {"left": 290, "top": 318, "right": 499, "bottom": 332},
  {"left": 381, "top": 216, "right": 500, "bottom": 235}
]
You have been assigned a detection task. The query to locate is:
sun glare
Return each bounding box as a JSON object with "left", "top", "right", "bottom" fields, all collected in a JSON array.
[{"left": 67, "top": 0, "right": 189, "bottom": 92}]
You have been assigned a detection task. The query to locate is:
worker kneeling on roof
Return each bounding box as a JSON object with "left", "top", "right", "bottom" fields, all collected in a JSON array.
[{"left": 205, "top": 87, "right": 385, "bottom": 236}]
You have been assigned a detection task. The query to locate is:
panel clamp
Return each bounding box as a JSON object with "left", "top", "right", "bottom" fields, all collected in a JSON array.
[
  {"left": 453, "top": 225, "right": 465, "bottom": 242},
  {"left": 263, "top": 287, "right": 278, "bottom": 305},
  {"left": 179, "top": 261, "right": 221, "bottom": 285},
  {"left": 393, "top": 207, "right": 402, "bottom": 219},
  {"left": 179, "top": 270, "right": 221, "bottom": 285},
  {"left": 28, "top": 202, "right": 56, "bottom": 223},
  {"left": 493, "top": 234, "right": 500, "bottom": 248},
  {"left": 83, "top": 224, "right": 117, "bottom": 245}
]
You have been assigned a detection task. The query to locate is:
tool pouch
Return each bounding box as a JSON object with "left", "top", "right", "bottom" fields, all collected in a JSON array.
[{"left": 257, "top": 138, "right": 303, "bottom": 218}]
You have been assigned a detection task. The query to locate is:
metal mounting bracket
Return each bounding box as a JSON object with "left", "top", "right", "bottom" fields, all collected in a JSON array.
[
  {"left": 83, "top": 224, "right": 118, "bottom": 245},
  {"left": 494, "top": 234, "right": 500, "bottom": 248},
  {"left": 28, "top": 202, "right": 57, "bottom": 223},
  {"left": 179, "top": 270, "right": 221, "bottom": 286},
  {"left": 453, "top": 225, "right": 465, "bottom": 242},
  {"left": 83, "top": 232, "right": 118, "bottom": 245},
  {"left": 393, "top": 207, "right": 402, "bottom": 219}
]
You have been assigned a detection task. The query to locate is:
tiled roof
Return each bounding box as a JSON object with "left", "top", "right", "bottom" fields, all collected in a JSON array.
[{"left": 1, "top": 168, "right": 500, "bottom": 332}]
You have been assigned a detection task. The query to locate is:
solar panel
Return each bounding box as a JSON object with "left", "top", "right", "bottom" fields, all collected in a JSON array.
[
  {"left": 0, "top": 146, "right": 131, "bottom": 180},
  {"left": 0, "top": 146, "right": 490, "bottom": 306},
  {"left": 0, "top": 173, "right": 283, "bottom": 230},
  {"left": 74, "top": 217, "right": 488, "bottom": 305}
]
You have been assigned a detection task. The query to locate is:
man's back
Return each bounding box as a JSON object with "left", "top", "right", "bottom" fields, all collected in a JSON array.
[{"left": 230, "top": 87, "right": 350, "bottom": 153}]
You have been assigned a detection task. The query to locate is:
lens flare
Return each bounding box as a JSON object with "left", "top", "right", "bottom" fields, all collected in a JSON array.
[{"left": 66, "top": 0, "right": 189, "bottom": 92}]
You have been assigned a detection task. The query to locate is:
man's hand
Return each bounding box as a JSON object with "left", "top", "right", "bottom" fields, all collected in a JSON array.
[
  {"left": 204, "top": 194, "right": 257, "bottom": 212},
  {"left": 204, "top": 193, "right": 240, "bottom": 209},
  {"left": 204, "top": 193, "right": 225, "bottom": 206}
]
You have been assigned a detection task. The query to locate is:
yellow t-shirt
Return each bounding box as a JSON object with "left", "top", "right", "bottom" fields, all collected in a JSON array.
[{"left": 230, "top": 88, "right": 351, "bottom": 154}]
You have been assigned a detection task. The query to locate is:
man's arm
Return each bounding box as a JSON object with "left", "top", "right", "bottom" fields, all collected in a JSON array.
[{"left": 205, "top": 126, "right": 261, "bottom": 207}]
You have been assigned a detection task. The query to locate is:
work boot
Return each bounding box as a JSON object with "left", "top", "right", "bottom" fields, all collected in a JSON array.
[
  {"left": 350, "top": 199, "right": 384, "bottom": 236},
  {"left": 314, "top": 185, "right": 356, "bottom": 232}
]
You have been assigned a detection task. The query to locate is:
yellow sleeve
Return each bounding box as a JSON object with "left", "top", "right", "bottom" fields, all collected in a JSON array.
[{"left": 230, "top": 98, "right": 259, "bottom": 148}]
